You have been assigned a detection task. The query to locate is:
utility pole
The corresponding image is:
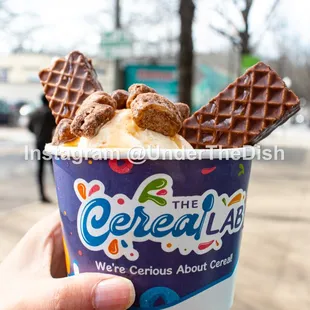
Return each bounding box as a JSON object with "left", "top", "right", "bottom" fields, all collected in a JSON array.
[
  {"left": 115, "top": 0, "right": 120, "bottom": 29},
  {"left": 178, "top": 0, "right": 195, "bottom": 108},
  {"left": 114, "top": 0, "right": 122, "bottom": 90}
]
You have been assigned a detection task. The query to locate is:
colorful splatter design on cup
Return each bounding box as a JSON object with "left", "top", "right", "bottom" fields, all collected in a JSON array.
[{"left": 52, "top": 154, "right": 252, "bottom": 310}]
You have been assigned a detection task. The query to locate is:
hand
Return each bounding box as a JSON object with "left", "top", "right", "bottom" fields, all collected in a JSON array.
[{"left": 0, "top": 211, "right": 135, "bottom": 310}]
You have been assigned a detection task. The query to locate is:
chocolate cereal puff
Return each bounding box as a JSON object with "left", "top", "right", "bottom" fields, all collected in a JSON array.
[
  {"left": 83, "top": 91, "right": 117, "bottom": 110},
  {"left": 127, "top": 84, "right": 156, "bottom": 108},
  {"left": 174, "top": 102, "right": 190, "bottom": 121},
  {"left": 131, "top": 93, "right": 182, "bottom": 137},
  {"left": 52, "top": 119, "right": 77, "bottom": 145},
  {"left": 70, "top": 92, "right": 116, "bottom": 139},
  {"left": 111, "top": 89, "right": 129, "bottom": 109}
]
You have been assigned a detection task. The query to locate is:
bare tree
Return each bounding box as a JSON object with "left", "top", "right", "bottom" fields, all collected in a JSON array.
[
  {"left": 269, "top": 40, "right": 310, "bottom": 103},
  {"left": 290, "top": 52, "right": 310, "bottom": 102},
  {"left": 210, "top": 0, "right": 281, "bottom": 69},
  {"left": 0, "top": 0, "right": 16, "bottom": 28},
  {"left": 123, "top": 0, "right": 179, "bottom": 58},
  {"left": 85, "top": 0, "right": 179, "bottom": 59},
  {"left": 179, "top": 0, "right": 195, "bottom": 107},
  {"left": 0, "top": 1, "right": 42, "bottom": 53}
]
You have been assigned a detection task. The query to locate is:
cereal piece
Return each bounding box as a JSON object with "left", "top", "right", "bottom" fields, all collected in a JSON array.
[
  {"left": 71, "top": 103, "right": 114, "bottom": 138},
  {"left": 127, "top": 84, "right": 156, "bottom": 108},
  {"left": 111, "top": 89, "right": 129, "bottom": 109},
  {"left": 174, "top": 102, "right": 190, "bottom": 121},
  {"left": 131, "top": 93, "right": 182, "bottom": 136},
  {"left": 70, "top": 91, "right": 116, "bottom": 138},
  {"left": 52, "top": 119, "right": 77, "bottom": 145},
  {"left": 83, "top": 91, "right": 117, "bottom": 110}
]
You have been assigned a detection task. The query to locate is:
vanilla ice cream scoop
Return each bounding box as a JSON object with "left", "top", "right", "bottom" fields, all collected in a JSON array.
[{"left": 78, "top": 109, "right": 192, "bottom": 149}]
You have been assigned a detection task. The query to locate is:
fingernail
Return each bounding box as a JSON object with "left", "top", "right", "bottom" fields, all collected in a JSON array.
[{"left": 93, "top": 277, "right": 135, "bottom": 310}]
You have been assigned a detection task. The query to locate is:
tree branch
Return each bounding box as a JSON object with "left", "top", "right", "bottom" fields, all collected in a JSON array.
[
  {"left": 241, "top": 0, "right": 253, "bottom": 32},
  {"left": 209, "top": 25, "right": 240, "bottom": 46},
  {"left": 252, "top": 0, "right": 281, "bottom": 47},
  {"left": 213, "top": 8, "right": 239, "bottom": 32},
  {"left": 265, "top": 0, "right": 281, "bottom": 23}
]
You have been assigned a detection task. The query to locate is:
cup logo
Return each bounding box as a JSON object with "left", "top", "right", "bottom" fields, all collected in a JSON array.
[{"left": 75, "top": 174, "right": 245, "bottom": 261}]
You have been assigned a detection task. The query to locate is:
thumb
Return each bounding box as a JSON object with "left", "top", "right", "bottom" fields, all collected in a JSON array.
[{"left": 49, "top": 273, "right": 135, "bottom": 310}]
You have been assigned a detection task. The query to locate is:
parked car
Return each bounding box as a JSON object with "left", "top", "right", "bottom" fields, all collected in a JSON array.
[
  {"left": 7, "top": 100, "right": 27, "bottom": 126},
  {"left": 18, "top": 102, "right": 37, "bottom": 127},
  {"left": 0, "top": 99, "right": 11, "bottom": 125}
]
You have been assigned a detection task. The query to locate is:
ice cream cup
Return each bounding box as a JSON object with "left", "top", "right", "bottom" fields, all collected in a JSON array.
[{"left": 45, "top": 145, "right": 257, "bottom": 310}]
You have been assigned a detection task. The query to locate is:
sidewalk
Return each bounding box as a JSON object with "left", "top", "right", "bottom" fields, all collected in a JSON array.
[
  {"left": 0, "top": 161, "right": 309, "bottom": 310},
  {"left": 260, "top": 124, "right": 310, "bottom": 150},
  {"left": 233, "top": 163, "right": 310, "bottom": 310}
]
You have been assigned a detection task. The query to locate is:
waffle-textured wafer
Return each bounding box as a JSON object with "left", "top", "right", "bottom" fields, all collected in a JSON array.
[
  {"left": 39, "top": 51, "right": 103, "bottom": 124},
  {"left": 182, "top": 62, "right": 300, "bottom": 148}
]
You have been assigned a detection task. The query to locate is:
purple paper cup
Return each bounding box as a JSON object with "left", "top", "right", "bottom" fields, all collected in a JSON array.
[{"left": 45, "top": 145, "right": 256, "bottom": 310}]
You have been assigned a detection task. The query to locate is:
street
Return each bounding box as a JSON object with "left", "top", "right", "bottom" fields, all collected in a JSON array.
[
  {"left": 0, "top": 127, "right": 55, "bottom": 212},
  {"left": 0, "top": 126, "right": 309, "bottom": 309}
]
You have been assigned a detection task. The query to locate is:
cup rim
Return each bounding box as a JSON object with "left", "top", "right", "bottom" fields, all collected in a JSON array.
[{"left": 45, "top": 144, "right": 259, "bottom": 161}]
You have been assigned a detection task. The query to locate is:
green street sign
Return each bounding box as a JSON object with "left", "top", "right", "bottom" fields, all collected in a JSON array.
[
  {"left": 100, "top": 30, "right": 132, "bottom": 59},
  {"left": 241, "top": 54, "right": 260, "bottom": 72},
  {"left": 101, "top": 30, "right": 132, "bottom": 47}
]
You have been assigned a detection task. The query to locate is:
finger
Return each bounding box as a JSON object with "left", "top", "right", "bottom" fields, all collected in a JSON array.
[
  {"left": 48, "top": 274, "right": 135, "bottom": 310},
  {"left": 50, "top": 224, "right": 67, "bottom": 278},
  {"left": 26, "top": 209, "right": 61, "bottom": 242},
  {"left": 2, "top": 210, "right": 61, "bottom": 274},
  {"left": 16, "top": 209, "right": 61, "bottom": 251}
]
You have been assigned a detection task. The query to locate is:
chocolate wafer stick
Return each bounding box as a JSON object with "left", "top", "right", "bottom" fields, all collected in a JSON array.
[
  {"left": 39, "top": 51, "right": 103, "bottom": 124},
  {"left": 182, "top": 62, "right": 300, "bottom": 148}
]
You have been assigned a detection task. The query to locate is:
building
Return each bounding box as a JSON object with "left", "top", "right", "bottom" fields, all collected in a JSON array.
[{"left": 0, "top": 53, "right": 115, "bottom": 104}]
